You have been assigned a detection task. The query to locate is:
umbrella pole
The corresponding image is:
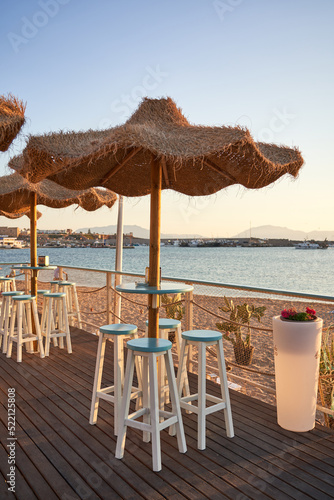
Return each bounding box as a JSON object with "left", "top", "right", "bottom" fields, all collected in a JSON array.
[
  {"left": 148, "top": 156, "right": 162, "bottom": 339},
  {"left": 114, "top": 195, "right": 123, "bottom": 323},
  {"left": 30, "top": 192, "right": 38, "bottom": 296},
  {"left": 30, "top": 192, "right": 38, "bottom": 346}
]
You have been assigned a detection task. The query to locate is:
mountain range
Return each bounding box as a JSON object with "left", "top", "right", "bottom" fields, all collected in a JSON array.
[
  {"left": 234, "top": 225, "right": 334, "bottom": 240},
  {"left": 75, "top": 224, "right": 334, "bottom": 241},
  {"left": 75, "top": 224, "right": 202, "bottom": 239}
]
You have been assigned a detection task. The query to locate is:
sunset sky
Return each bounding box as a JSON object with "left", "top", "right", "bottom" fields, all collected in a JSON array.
[{"left": 1, "top": 0, "right": 333, "bottom": 237}]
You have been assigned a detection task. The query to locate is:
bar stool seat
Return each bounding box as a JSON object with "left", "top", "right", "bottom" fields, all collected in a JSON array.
[
  {"left": 89, "top": 323, "right": 142, "bottom": 436},
  {"left": 0, "top": 291, "right": 24, "bottom": 353},
  {"left": 115, "top": 337, "right": 187, "bottom": 472},
  {"left": 40, "top": 292, "right": 72, "bottom": 356},
  {"left": 175, "top": 329, "right": 234, "bottom": 450},
  {"left": 6, "top": 295, "right": 45, "bottom": 362}
]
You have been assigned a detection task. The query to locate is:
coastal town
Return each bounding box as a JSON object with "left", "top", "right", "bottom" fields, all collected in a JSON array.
[{"left": 0, "top": 225, "right": 331, "bottom": 249}]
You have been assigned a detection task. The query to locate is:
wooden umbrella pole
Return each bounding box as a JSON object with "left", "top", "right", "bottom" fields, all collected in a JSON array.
[
  {"left": 148, "top": 156, "right": 162, "bottom": 339},
  {"left": 30, "top": 192, "right": 38, "bottom": 297}
]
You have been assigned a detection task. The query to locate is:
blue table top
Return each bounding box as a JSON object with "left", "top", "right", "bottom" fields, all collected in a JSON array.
[
  {"left": 116, "top": 282, "right": 193, "bottom": 295},
  {"left": 11, "top": 265, "right": 57, "bottom": 271}
]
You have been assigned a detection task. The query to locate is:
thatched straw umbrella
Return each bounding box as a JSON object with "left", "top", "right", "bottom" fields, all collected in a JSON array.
[
  {"left": 0, "top": 169, "right": 117, "bottom": 295},
  {"left": 12, "top": 97, "right": 304, "bottom": 337},
  {"left": 0, "top": 209, "right": 42, "bottom": 220},
  {"left": 0, "top": 94, "right": 26, "bottom": 152}
]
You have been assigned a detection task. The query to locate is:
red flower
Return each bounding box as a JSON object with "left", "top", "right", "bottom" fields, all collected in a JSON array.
[{"left": 306, "top": 307, "right": 316, "bottom": 316}]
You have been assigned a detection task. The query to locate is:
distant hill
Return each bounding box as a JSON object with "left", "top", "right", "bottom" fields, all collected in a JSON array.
[
  {"left": 233, "top": 225, "right": 334, "bottom": 240},
  {"left": 75, "top": 224, "right": 202, "bottom": 239}
]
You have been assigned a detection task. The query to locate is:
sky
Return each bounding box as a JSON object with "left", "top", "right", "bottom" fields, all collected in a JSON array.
[{"left": 1, "top": 0, "right": 333, "bottom": 237}]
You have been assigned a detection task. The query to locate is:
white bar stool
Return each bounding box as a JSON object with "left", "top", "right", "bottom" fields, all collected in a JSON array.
[
  {"left": 57, "top": 281, "right": 82, "bottom": 328},
  {"left": 40, "top": 292, "right": 72, "bottom": 356},
  {"left": 0, "top": 291, "right": 24, "bottom": 353},
  {"left": 175, "top": 330, "right": 234, "bottom": 450},
  {"left": 90, "top": 324, "right": 142, "bottom": 436},
  {"left": 145, "top": 318, "right": 190, "bottom": 409},
  {"left": 6, "top": 295, "right": 45, "bottom": 362},
  {"left": 0, "top": 277, "right": 16, "bottom": 292},
  {"left": 115, "top": 338, "right": 187, "bottom": 472}
]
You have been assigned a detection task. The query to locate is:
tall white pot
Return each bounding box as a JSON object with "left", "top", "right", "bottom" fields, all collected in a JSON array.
[{"left": 272, "top": 315, "right": 323, "bottom": 432}]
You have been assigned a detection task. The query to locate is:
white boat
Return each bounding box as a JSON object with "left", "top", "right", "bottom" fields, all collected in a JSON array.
[{"left": 295, "top": 241, "right": 320, "bottom": 249}]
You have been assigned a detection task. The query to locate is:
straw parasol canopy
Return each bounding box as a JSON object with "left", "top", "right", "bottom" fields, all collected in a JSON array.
[
  {"left": 0, "top": 94, "right": 26, "bottom": 152},
  {"left": 12, "top": 97, "right": 304, "bottom": 337},
  {"left": 0, "top": 169, "right": 117, "bottom": 214},
  {"left": 12, "top": 97, "right": 303, "bottom": 195},
  {"left": 0, "top": 209, "right": 42, "bottom": 220}
]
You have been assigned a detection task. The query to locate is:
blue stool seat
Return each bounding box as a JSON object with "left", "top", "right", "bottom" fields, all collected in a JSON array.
[
  {"left": 0, "top": 277, "right": 13, "bottom": 281},
  {"left": 182, "top": 330, "right": 222, "bottom": 343},
  {"left": 37, "top": 290, "right": 50, "bottom": 295},
  {"left": 46, "top": 292, "right": 66, "bottom": 298},
  {"left": 145, "top": 318, "right": 181, "bottom": 330},
  {"left": 1, "top": 291, "right": 24, "bottom": 297},
  {"left": 49, "top": 280, "right": 63, "bottom": 285},
  {"left": 12, "top": 294, "right": 34, "bottom": 301},
  {"left": 100, "top": 324, "right": 137, "bottom": 336},
  {"left": 127, "top": 338, "right": 172, "bottom": 353},
  {"left": 58, "top": 281, "right": 75, "bottom": 286}
]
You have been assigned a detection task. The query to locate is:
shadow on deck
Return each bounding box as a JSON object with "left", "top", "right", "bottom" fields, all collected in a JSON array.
[{"left": 1, "top": 327, "right": 334, "bottom": 500}]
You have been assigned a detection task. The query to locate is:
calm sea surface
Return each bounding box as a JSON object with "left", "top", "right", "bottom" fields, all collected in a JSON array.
[{"left": 1, "top": 246, "right": 333, "bottom": 297}]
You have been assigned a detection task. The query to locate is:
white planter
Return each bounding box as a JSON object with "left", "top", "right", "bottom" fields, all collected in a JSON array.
[{"left": 272, "top": 315, "right": 323, "bottom": 432}]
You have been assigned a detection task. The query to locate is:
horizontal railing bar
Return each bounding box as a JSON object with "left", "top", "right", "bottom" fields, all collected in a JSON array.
[{"left": 41, "top": 264, "right": 334, "bottom": 303}]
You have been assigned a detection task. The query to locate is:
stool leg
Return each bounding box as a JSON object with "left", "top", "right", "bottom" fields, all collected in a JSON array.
[
  {"left": 57, "top": 299, "right": 65, "bottom": 349},
  {"left": 2, "top": 298, "right": 11, "bottom": 354},
  {"left": 16, "top": 302, "right": 23, "bottom": 363},
  {"left": 73, "top": 284, "right": 82, "bottom": 328},
  {"left": 45, "top": 298, "right": 53, "bottom": 356},
  {"left": 149, "top": 352, "right": 161, "bottom": 472},
  {"left": 165, "top": 349, "right": 187, "bottom": 454},
  {"left": 170, "top": 338, "right": 189, "bottom": 437},
  {"left": 24, "top": 302, "right": 34, "bottom": 353},
  {"left": 113, "top": 335, "right": 123, "bottom": 436},
  {"left": 176, "top": 325, "right": 190, "bottom": 399},
  {"left": 198, "top": 341, "right": 206, "bottom": 450},
  {"left": 89, "top": 333, "right": 107, "bottom": 425},
  {"left": 6, "top": 301, "right": 16, "bottom": 359},
  {"left": 142, "top": 355, "right": 150, "bottom": 443},
  {"left": 158, "top": 329, "right": 167, "bottom": 411},
  {"left": 62, "top": 296, "right": 72, "bottom": 354},
  {"left": 0, "top": 298, "right": 5, "bottom": 351},
  {"left": 217, "top": 339, "right": 234, "bottom": 438},
  {"left": 115, "top": 349, "right": 135, "bottom": 458},
  {"left": 32, "top": 300, "right": 45, "bottom": 358}
]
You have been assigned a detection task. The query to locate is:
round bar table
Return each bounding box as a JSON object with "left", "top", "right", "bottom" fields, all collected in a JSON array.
[
  {"left": 116, "top": 282, "right": 194, "bottom": 337},
  {"left": 12, "top": 265, "right": 57, "bottom": 294}
]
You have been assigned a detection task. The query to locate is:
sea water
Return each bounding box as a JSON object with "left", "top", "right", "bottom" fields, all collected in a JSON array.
[{"left": 1, "top": 246, "right": 333, "bottom": 297}]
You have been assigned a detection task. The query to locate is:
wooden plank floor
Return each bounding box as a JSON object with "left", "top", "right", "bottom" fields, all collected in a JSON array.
[{"left": 1, "top": 327, "right": 334, "bottom": 500}]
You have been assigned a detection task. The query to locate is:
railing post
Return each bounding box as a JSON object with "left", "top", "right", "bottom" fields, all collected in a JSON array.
[
  {"left": 113, "top": 272, "right": 121, "bottom": 324},
  {"left": 185, "top": 284, "right": 193, "bottom": 372},
  {"left": 106, "top": 272, "right": 112, "bottom": 324}
]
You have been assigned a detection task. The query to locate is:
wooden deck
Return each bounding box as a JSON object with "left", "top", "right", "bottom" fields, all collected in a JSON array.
[{"left": 1, "top": 327, "right": 334, "bottom": 500}]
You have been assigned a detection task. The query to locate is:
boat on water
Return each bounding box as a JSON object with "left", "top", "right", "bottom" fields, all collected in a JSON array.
[{"left": 295, "top": 241, "right": 328, "bottom": 250}]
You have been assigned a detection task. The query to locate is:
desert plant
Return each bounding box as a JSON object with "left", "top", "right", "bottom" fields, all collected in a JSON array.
[
  {"left": 216, "top": 297, "right": 266, "bottom": 366},
  {"left": 319, "top": 328, "right": 334, "bottom": 428},
  {"left": 161, "top": 293, "right": 184, "bottom": 320}
]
